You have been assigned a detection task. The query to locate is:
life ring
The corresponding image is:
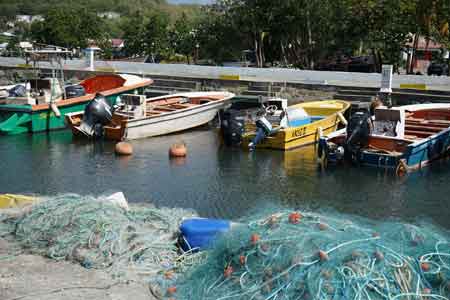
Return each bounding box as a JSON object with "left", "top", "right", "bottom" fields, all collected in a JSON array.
[{"left": 396, "top": 160, "right": 408, "bottom": 177}]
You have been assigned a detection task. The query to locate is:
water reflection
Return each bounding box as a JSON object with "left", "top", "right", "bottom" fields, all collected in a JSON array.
[{"left": 0, "top": 128, "right": 449, "bottom": 229}]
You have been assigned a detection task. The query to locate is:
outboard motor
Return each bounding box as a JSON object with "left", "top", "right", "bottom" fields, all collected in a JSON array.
[
  {"left": 8, "top": 84, "right": 26, "bottom": 97},
  {"left": 65, "top": 84, "right": 86, "bottom": 99},
  {"left": 220, "top": 109, "right": 246, "bottom": 146},
  {"left": 345, "top": 111, "right": 371, "bottom": 162},
  {"left": 78, "top": 94, "right": 112, "bottom": 138},
  {"left": 248, "top": 116, "right": 274, "bottom": 151}
]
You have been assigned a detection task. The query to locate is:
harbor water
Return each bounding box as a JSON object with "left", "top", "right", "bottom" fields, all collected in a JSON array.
[{"left": 1, "top": 126, "right": 450, "bottom": 229}]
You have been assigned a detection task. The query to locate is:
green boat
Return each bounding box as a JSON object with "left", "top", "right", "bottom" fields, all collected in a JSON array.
[{"left": 0, "top": 74, "right": 153, "bottom": 135}]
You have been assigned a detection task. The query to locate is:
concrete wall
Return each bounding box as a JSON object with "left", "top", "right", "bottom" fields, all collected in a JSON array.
[{"left": 1, "top": 56, "right": 450, "bottom": 91}]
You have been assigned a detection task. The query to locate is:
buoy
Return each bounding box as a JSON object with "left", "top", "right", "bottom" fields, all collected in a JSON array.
[
  {"left": 318, "top": 223, "right": 329, "bottom": 231},
  {"left": 288, "top": 212, "right": 302, "bottom": 224},
  {"left": 169, "top": 142, "right": 187, "bottom": 158},
  {"left": 224, "top": 265, "right": 233, "bottom": 278},
  {"left": 318, "top": 250, "right": 329, "bottom": 261},
  {"left": 239, "top": 255, "right": 246, "bottom": 266},
  {"left": 250, "top": 233, "right": 260, "bottom": 245},
  {"left": 166, "top": 286, "right": 177, "bottom": 295},
  {"left": 421, "top": 262, "right": 431, "bottom": 272},
  {"left": 115, "top": 142, "right": 133, "bottom": 155}
]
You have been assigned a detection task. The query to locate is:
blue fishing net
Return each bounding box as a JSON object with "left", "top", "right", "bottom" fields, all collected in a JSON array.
[{"left": 160, "top": 210, "right": 450, "bottom": 300}]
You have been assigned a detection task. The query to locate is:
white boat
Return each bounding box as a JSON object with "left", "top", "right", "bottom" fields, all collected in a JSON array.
[{"left": 67, "top": 91, "right": 235, "bottom": 140}]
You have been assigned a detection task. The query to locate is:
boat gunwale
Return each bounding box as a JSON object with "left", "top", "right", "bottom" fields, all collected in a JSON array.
[{"left": 113, "top": 92, "right": 235, "bottom": 123}]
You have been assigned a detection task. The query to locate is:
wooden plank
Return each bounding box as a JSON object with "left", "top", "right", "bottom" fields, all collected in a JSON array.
[
  {"left": 405, "top": 124, "right": 443, "bottom": 132},
  {"left": 404, "top": 130, "right": 434, "bottom": 137}
]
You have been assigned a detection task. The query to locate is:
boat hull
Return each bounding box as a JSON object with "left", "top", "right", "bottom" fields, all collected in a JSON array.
[
  {"left": 107, "top": 100, "right": 226, "bottom": 141},
  {"left": 0, "top": 87, "right": 146, "bottom": 135},
  {"left": 318, "top": 114, "right": 450, "bottom": 174},
  {"left": 242, "top": 100, "right": 350, "bottom": 150}
]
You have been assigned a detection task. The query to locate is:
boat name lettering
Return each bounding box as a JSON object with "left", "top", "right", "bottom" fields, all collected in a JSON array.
[{"left": 291, "top": 127, "right": 306, "bottom": 138}]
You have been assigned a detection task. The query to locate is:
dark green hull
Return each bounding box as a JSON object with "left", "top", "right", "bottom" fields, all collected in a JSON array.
[{"left": 0, "top": 90, "right": 141, "bottom": 135}]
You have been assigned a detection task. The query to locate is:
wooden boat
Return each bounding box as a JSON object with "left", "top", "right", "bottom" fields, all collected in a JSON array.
[
  {"left": 318, "top": 103, "right": 450, "bottom": 175},
  {"left": 0, "top": 74, "right": 152, "bottom": 135},
  {"left": 66, "top": 91, "right": 235, "bottom": 140},
  {"left": 241, "top": 100, "right": 351, "bottom": 150}
]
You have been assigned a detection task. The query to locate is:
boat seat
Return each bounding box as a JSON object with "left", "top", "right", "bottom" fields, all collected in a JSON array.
[
  {"left": 152, "top": 105, "right": 177, "bottom": 111},
  {"left": 405, "top": 124, "right": 442, "bottom": 132},
  {"left": 170, "top": 103, "right": 197, "bottom": 109},
  {"left": 404, "top": 130, "right": 434, "bottom": 138}
]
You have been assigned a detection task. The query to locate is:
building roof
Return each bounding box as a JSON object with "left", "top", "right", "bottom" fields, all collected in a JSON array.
[{"left": 111, "top": 39, "right": 124, "bottom": 48}]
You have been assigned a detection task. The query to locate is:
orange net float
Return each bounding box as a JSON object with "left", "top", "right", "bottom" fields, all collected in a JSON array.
[
  {"left": 288, "top": 212, "right": 302, "bottom": 224},
  {"left": 169, "top": 142, "right": 187, "bottom": 158},
  {"left": 421, "top": 262, "right": 431, "bottom": 272},
  {"left": 250, "top": 233, "right": 260, "bottom": 245},
  {"left": 224, "top": 265, "right": 233, "bottom": 278},
  {"left": 318, "top": 250, "right": 329, "bottom": 261},
  {"left": 166, "top": 286, "right": 177, "bottom": 295}
]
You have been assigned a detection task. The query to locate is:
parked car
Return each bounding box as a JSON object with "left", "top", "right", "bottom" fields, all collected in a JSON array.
[{"left": 427, "top": 61, "right": 449, "bottom": 76}]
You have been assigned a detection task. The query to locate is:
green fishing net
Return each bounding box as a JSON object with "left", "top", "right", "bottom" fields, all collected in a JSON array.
[
  {"left": 159, "top": 210, "right": 450, "bottom": 300},
  {"left": 0, "top": 193, "right": 196, "bottom": 280}
]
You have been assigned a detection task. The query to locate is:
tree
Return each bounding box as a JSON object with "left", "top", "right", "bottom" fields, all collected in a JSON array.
[
  {"left": 30, "top": 7, "right": 109, "bottom": 49},
  {"left": 121, "top": 10, "right": 169, "bottom": 58}
]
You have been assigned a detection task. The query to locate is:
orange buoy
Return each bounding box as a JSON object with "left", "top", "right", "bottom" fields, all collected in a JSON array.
[
  {"left": 288, "top": 212, "right": 302, "bottom": 224},
  {"left": 169, "top": 142, "right": 187, "bottom": 158},
  {"left": 421, "top": 262, "right": 431, "bottom": 272},
  {"left": 318, "top": 223, "right": 329, "bottom": 231},
  {"left": 250, "top": 233, "right": 260, "bottom": 245},
  {"left": 224, "top": 265, "right": 233, "bottom": 278},
  {"left": 115, "top": 142, "right": 133, "bottom": 155},
  {"left": 239, "top": 255, "right": 246, "bottom": 266},
  {"left": 166, "top": 286, "right": 177, "bottom": 295},
  {"left": 318, "top": 250, "right": 329, "bottom": 261}
]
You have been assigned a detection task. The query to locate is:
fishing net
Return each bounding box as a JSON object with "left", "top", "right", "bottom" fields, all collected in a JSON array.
[
  {"left": 160, "top": 209, "right": 450, "bottom": 300},
  {"left": 0, "top": 193, "right": 196, "bottom": 281}
]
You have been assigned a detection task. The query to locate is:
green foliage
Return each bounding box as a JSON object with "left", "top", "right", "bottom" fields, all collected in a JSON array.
[
  {"left": 0, "top": 0, "right": 165, "bottom": 15},
  {"left": 30, "top": 7, "right": 108, "bottom": 49},
  {"left": 120, "top": 10, "right": 170, "bottom": 58}
]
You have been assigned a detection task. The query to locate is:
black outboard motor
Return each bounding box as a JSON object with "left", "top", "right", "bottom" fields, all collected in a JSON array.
[
  {"left": 65, "top": 85, "right": 86, "bottom": 99},
  {"left": 78, "top": 94, "right": 112, "bottom": 138},
  {"left": 8, "top": 84, "right": 26, "bottom": 97},
  {"left": 220, "top": 109, "right": 246, "bottom": 146},
  {"left": 345, "top": 111, "right": 371, "bottom": 162}
]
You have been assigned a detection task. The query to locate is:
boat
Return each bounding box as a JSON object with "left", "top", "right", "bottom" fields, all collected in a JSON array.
[
  {"left": 66, "top": 91, "right": 235, "bottom": 140},
  {"left": 238, "top": 100, "right": 350, "bottom": 150},
  {"left": 317, "top": 103, "right": 450, "bottom": 175},
  {"left": 0, "top": 74, "right": 153, "bottom": 135}
]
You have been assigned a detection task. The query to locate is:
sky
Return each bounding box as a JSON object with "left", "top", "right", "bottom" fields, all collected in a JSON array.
[{"left": 168, "top": 0, "right": 213, "bottom": 4}]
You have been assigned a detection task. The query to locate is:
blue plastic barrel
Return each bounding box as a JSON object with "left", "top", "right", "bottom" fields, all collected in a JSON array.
[{"left": 179, "top": 218, "right": 231, "bottom": 251}]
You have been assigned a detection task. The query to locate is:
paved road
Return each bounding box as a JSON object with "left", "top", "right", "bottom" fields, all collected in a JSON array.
[{"left": 1, "top": 56, "right": 450, "bottom": 91}]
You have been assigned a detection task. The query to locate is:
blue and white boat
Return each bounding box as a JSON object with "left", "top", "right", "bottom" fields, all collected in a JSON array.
[{"left": 317, "top": 103, "right": 450, "bottom": 175}]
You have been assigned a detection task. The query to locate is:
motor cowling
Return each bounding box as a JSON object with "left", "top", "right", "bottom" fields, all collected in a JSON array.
[
  {"left": 220, "top": 109, "right": 246, "bottom": 146},
  {"left": 65, "top": 84, "right": 86, "bottom": 99},
  {"left": 78, "top": 94, "right": 112, "bottom": 138},
  {"left": 345, "top": 111, "right": 371, "bottom": 161}
]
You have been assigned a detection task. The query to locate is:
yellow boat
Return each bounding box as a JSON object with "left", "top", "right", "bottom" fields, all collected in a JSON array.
[
  {"left": 0, "top": 194, "right": 37, "bottom": 209},
  {"left": 242, "top": 100, "right": 350, "bottom": 150}
]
